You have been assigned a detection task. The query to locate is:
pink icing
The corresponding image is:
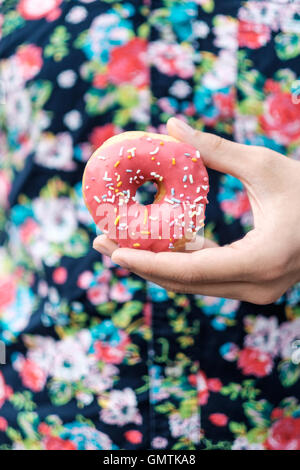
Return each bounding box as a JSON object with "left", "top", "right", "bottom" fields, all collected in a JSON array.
[{"left": 83, "top": 135, "right": 209, "bottom": 252}]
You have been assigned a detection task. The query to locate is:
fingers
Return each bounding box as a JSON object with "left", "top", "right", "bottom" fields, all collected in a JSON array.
[
  {"left": 93, "top": 235, "right": 218, "bottom": 256},
  {"left": 110, "top": 242, "right": 254, "bottom": 284},
  {"left": 167, "top": 117, "right": 261, "bottom": 183},
  {"left": 176, "top": 236, "right": 219, "bottom": 252},
  {"left": 93, "top": 235, "right": 118, "bottom": 256}
]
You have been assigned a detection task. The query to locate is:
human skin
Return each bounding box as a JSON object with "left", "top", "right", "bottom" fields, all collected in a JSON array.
[{"left": 93, "top": 117, "right": 300, "bottom": 305}]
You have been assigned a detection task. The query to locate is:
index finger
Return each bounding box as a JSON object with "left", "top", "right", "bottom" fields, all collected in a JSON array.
[{"left": 111, "top": 243, "right": 254, "bottom": 284}]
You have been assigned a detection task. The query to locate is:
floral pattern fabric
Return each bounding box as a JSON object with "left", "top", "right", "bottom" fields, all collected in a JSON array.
[{"left": 0, "top": 0, "right": 300, "bottom": 451}]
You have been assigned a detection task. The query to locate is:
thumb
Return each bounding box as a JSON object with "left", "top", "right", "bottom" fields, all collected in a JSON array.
[{"left": 167, "top": 117, "right": 259, "bottom": 183}]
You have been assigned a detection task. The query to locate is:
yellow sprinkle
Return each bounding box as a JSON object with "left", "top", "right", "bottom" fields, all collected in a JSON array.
[
  {"left": 151, "top": 157, "right": 155, "bottom": 161},
  {"left": 127, "top": 155, "right": 132, "bottom": 159},
  {"left": 133, "top": 243, "right": 140, "bottom": 248},
  {"left": 143, "top": 208, "right": 148, "bottom": 225},
  {"left": 114, "top": 160, "right": 120, "bottom": 168},
  {"left": 192, "top": 158, "right": 197, "bottom": 162},
  {"left": 160, "top": 141, "right": 164, "bottom": 146},
  {"left": 141, "top": 231, "right": 150, "bottom": 235},
  {"left": 117, "top": 181, "right": 122, "bottom": 187},
  {"left": 114, "top": 215, "right": 120, "bottom": 225},
  {"left": 115, "top": 189, "right": 119, "bottom": 193},
  {"left": 172, "top": 158, "right": 176, "bottom": 165}
]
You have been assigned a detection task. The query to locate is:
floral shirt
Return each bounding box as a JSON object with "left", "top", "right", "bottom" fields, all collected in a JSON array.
[{"left": 0, "top": 0, "right": 300, "bottom": 451}]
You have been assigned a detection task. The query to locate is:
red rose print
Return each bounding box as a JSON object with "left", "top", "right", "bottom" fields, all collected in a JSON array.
[
  {"left": 0, "top": 417, "right": 8, "bottom": 432},
  {"left": 266, "top": 417, "right": 300, "bottom": 450},
  {"left": 0, "top": 170, "right": 11, "bottom": 209},
  {"left": 221, "top": 191, "right": 251, "bottom": 219},
  {"left": 52, "top": 267, "right": 68, "bottom": 284},
  {"left": 38, "top": 423, "right": 52, "bottom": 436},
  {"left": 94, "top": 333, "right": 130, "bottom": 365},
  {"left": 0, "top": 277, "right": 16, "bottom": 310},
  {"left": 124, "top": 430, "right": 143, "bottom": 444},
  {"left": 19, "top": 359, "right": 47, "bottom": 392},
  {"left": 209, "top": 413, "right": 228, "bottom": 427},
  {"left": 238, "top": 347, "right": 273, "bottom": 377},
  {"left": 213, "top": 90, "right": 235, "bottom": 118},
  {"left": 20, "top": 218, "right": 39, "bottom": 244},
  {"left": 93, "top": 73, "right": 108, "bottom": 89},
  {"left": 238, "top": 20, "right": 271, "bottom": 49},
  {"left": 87, "top": 284, "right": 109, "bottom": 305},
  {"left": 89, "top": 124, "right": 117, "bottom": 151},
  {"left": 0, "top": 372, "right": 13, "bottom": 409},
  {"left": 207, "top": 378, "right": 222, "bottom": 392},
  {"left": 43, "top": 435, "right": 77, "bottom": 450},
  {"left": 108, "top": 38, "right": 149, "bottom": 88},
  {"left": 271, "top": 408, "right": 285, "bottom": 421},
  {"left": 16, "top": 44, "right": 43, "bottom": 80},
  {"left": 18, "top": 0, "right": 62, "bottom": 22},
  {"left": 260, "top": 91, "right": 300, "bottom": 145}
]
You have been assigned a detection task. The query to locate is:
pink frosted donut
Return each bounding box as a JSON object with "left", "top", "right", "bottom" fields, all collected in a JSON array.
[{"left": 82, "top": 131, "right": 209, "bottom": 252}]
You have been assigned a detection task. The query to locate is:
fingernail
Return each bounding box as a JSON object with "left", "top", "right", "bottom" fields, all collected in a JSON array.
[{"left": 169, "top": 118, "right": 194, "bottom": 136}]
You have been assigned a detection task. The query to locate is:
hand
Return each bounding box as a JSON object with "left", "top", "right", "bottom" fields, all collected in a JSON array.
[{"left": 93, "top": 117, "right": 300, "bottom": 304}]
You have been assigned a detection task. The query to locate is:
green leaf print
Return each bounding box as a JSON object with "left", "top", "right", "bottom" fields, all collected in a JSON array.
[
  {"left": 243, "top": 400, "right": 272, "bottom": 428},
  {"left": 112, "top": 301, "right": 143, "bottom": 329},
  {"left": 9, "top": 391, "right": 36, "bottom": 412},
  {"left": 2, "top": 10, "right": 25, "bottom": 37},
  {"left": 44, "top": 26, "right": 71, "bottom": 62},
  {"left": 278, "top": 360, "right": 300, "bottom": 387},
  {"left": 155, "top": 401, "right": 176, "bottom": 414},
  {"left": 49, "top": 380, "right": 74, "bottom": 406},
  {"left": 275, "top": 33, "right": 300, "bottom": 61}
]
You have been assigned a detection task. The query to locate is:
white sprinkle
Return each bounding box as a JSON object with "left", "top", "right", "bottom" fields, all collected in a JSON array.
[
  {"left": 184, "top": 166, "right": 188, "bottom": 171},
  {"left": 119, "top": 146, "right": 124, "bottom": 156},
  {"left": 196, "top": 150, "right": 200, "bottom": 159},
  {"left": 196, "top": 186, "right": 201, "bottom": 193},
  {"left": 97, "top": 155, "right": 106, "bottom": 160},
  {"left": 149, "top": 146, "right": 160, "bottom": 155},
  {"left": 93, "top": 196, "right": 101, "bottom": 203},
  {"left": 183, "top": 175, "right": 187, "bottom": 182},
  {"left": 189, "top": 175, "right": 194, "bottom": 184},
  {"left": 194, "top": 196, "right": 203, "bottom": 203},
  {"left": 202, "top": 185, "right": 208, "bottom": 190},
  {"left": 85, "top": 185, "right": 89, "bottom": 189},
  {"left": 103, "top": 171, "right": 112, "bottom": 182},
  {"left": 126, "top": 169, "right": 133, "bottom": 172},
  {"left": 164, "top": 198, "right": 174, "bottom": 204},
  {"left": 128, "top": 147, "right": 136, "bottom": 156}
]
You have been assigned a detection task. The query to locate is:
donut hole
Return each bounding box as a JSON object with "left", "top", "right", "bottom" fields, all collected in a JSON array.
[{"left": 135, "top": 180, "right": 158, "bottom": 206}]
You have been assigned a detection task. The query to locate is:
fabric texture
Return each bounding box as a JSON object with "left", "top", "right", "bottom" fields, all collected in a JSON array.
[{"left": 0, "top": 0, "right": 300, "bottom": 450}]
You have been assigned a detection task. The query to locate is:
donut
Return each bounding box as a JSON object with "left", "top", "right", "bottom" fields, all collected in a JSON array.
[{"left": 82, "top": 131, "right": 209, "bottom": 252}]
